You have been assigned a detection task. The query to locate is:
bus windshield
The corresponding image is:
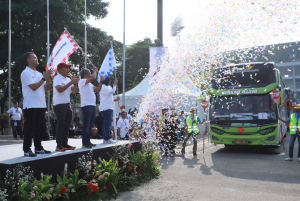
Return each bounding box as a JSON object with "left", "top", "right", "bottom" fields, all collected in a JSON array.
[
  {"left": 212, "top": 63, "right": 276, "bottom": 90},
  {"left": 210, "top": 94, "right": 278, "bottom": 123}
]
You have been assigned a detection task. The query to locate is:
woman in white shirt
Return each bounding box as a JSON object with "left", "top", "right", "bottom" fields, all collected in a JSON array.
[{"left": 99, "top": 76, "right": 119, "bottom": 143}]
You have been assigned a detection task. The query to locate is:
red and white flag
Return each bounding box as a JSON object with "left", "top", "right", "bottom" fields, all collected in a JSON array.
[{"left": 45, "top": 30, "right": 79, "bottom": 76}]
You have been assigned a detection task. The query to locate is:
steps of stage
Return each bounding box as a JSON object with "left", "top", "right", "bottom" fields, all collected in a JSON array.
[{"left": 0, "top": 139, "right": 140, "bottom": 179}]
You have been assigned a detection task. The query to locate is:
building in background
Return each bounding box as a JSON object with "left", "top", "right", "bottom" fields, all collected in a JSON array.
[{"left": 170, "top": 15, "right": 185, "bottom": 43}]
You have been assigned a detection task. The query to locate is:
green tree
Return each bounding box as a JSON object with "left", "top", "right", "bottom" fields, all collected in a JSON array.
[
  {"left": 0, "top": 0, "right": 122, "bottom": 113},
  {"left": 115, "top": 38, "right": 155, "bottom": 94}
]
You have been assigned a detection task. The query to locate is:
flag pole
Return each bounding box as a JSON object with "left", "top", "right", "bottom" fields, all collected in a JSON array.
[
  {"left": 8, "top": 0, "right": 11, "bottom": 135},
  {"left": 47, "top": 0, "right": 51, "bottom": 136}
]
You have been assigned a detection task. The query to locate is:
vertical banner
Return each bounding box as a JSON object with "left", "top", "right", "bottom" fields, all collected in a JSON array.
[{"left": 149, "top": 47, "right": 168, "bottom": 80}]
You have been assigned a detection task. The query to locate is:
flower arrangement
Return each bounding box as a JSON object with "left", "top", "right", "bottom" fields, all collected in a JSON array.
[{"left": 0, "top": 141, "right": 160, "bottom": 201}]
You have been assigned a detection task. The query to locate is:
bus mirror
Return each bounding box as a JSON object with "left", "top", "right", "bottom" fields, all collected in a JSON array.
[
  {"left": 278, "top": 85, "right": 282, "bottom": 91},
  {"left": 289, "top": 102, "right": 293, "bottom": 110}
]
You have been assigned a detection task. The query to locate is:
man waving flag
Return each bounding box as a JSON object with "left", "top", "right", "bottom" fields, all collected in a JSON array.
[
  {"left": 97, "top": 45, "right": 117, "bottom": 83},
  {"left": 45, "top": 30, "right": 79, "bottom": 76}
]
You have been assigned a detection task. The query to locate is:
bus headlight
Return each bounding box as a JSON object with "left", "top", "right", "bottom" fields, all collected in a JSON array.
[
  {"left": 211, "top": 127, "right": 225, "bottom": 135},
  {"left": 258, "top": 127, "right": 276, "bottom": 135}
]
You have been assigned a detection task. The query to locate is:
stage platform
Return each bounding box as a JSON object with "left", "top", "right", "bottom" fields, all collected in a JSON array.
[{"left": 0, "top": 139, "right": 140, "bottom": 179}]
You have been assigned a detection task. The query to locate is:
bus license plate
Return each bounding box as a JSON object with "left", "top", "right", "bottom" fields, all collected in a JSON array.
[{"left": 235, "top": 140, "right": 248, "bottom": 145}]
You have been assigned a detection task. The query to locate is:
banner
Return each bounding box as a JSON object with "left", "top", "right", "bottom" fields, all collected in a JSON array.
[
  {"left": 149, "top": 47, "right": 168, "bottom": 78},
  {"left": 98, "top": 45, "right": 117, "bottom": 82},
  {"left": 45, "top": 30, "right": 79, "bottom": 76}
]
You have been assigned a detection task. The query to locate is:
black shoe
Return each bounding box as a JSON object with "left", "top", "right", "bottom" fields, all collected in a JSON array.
[
  {"left": 56, "top": 145, "right": 66, "bottom": 152},
  {"left": 193, "top": 153, "right": 197, "bottom": 156},
  {"left": 14, "top": 137, "right": 18, "bottom": 140},
  {"left": 20, "top": 136, "right": 23, "bottom": 139},
  {"left": 24, "top": 150, "right": 37, "bottom": 157},
  {"left": 89, "top": 143, "right": 96, "bottom": 147},
  {"left": 35, "top": 148, "right": 51, "bottom": 154},
  {"left": 63, "top": 144, "right": 76, "bottom": 150}
]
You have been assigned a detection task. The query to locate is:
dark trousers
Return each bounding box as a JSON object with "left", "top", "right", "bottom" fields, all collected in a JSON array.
[
  {"left": 289, "top": 134, "right": 300, "bottom": 158},
  {"left": 81, "top": 106, "right": 96, "bottom": 145},
  {"left": 53, "top": 104, "right": 72, "bottom": 146},
  {"left": 182, "top": 133, "right": 197, "bottom": 154},
  {"left": 101, "top": 109, "right": 113, "bottom": 141},
  {"left": 23, "top": 108, "right": 45, "bottom": 152},
  {"left": 11, "top": 120, "right": 23, "bottom": 138}
]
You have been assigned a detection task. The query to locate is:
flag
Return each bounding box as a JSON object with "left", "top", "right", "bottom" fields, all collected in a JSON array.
[
  {"left": 45, "top": 30, "right": 79, "bottom": 76},
  {"left": 98, "top": 45, "right": 117, "bottom": 82}
]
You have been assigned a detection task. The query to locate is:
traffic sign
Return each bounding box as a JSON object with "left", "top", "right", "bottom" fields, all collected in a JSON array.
[
  {"left": 270, "top": 90, "right": 280, "bottom": 103},
  {"left": 201, "top": 100, "right": 209, "bottom": 109}
]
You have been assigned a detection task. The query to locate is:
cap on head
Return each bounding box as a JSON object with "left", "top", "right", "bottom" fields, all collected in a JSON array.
[
  {"left": 57, "top": 62, "right": 71, "bottom": 71},
  {"left": 294, "top": 104, "right": 300, "bottom": 110},
  {"left": 120, "top": 105, "right": 125, "bottom": 109},
  {"left": 190, "top": 108, "right": 196, "bottom": 112}
]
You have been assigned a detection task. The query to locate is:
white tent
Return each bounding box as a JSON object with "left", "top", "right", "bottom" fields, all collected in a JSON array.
[{"left": 114, "top": 74, "right": 206, "bottom": 121}]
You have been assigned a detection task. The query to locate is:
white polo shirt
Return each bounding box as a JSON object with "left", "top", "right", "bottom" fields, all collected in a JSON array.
[
  {"left": 117, "top": 118, "right": 129, "bottom": 138},
  {"left": 53, "top": 74, "right": 73, "bottom": 106},
  {"left": 7, "top": 107, "right": 23, "bottom": 120},
  {"left": 21, "top": 67, "right": 46, "bottom": 109},
  {"left": 99, "top": 85, "right": 116, "bottom": 111},
  {"left": 78, "top": 79, "right": 96, "bottom": 107}
]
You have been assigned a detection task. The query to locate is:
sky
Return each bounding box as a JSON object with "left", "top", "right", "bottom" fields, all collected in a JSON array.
[{"left": 88, "top": 0, "right": 202, "bottom": 47}]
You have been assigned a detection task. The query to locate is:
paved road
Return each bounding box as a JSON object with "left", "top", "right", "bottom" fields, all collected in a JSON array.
[{"left": 117, "top": 134, "right": 300, "bottom": 201}]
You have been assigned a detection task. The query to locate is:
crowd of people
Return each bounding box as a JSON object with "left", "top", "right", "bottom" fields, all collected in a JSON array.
[{"left": 7, "top": 51, "right": 205, "bottom": 158}]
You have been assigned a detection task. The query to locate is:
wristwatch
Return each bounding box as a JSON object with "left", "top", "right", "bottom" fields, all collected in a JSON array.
[{"left": 41, "top": 78, "right": 46, "bottom": 81}]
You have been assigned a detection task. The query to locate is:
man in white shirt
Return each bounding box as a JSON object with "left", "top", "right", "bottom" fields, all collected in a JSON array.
[
  {"left": 21, "top": 52, "right": 53, "bottom": 157},
  {"left": 99, "top": 76, "right": 119, "bottom": 144},
  {"left": 6, "top": 101, "right": 24, "bottom": 140},
  {"left": 116, "top": 105, "right": 132, "bottom": 122},
  {"left": 78, "top": 67, "right": 104, "bottom": 148},
  {"left": 117, "top": 111, "right": 130, "bottom": 140},
  {"left": 53, "top": 62, "right": 79, "bottom": 152}
]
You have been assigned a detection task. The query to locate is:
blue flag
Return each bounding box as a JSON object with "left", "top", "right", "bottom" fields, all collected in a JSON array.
[{"left": 97, "top": 45, "right": 117, "bottom": 83}]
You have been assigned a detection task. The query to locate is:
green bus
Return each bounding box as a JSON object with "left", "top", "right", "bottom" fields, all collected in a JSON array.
[{"left": 209, "top": 62, "right": 287, "bottom": 147}]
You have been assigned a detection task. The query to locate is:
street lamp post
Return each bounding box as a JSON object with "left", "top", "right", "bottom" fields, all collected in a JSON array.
[
  {"left": 122, "top": 0, "right": 126, "bottom": 106},
  {"left": 85, "top": 0, "right": 87, "bottom": 69},
  {"left": 47, "top": 0, "right": 51, "bottom": 136},
  {"left": 157, "top": 0, "right": 163, "bottom": 46},
  {"left": 8, "top": 0, "right": 12, "bottom": 135}
]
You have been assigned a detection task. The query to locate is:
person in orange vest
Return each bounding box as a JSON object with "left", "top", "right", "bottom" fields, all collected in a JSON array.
[{"left": 279, "top": 104, "right": 300, "bottom": 161}]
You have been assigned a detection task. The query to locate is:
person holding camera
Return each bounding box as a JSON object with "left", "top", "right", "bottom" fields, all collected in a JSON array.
[
  {"left": 181, "top": 108, "right": 205, "bottom": 157},
  {"left": 6, "top": 101, "right": 24, "bottom": 140}
]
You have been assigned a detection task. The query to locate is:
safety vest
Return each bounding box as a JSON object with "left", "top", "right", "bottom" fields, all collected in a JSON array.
[
  {"left": 289, "top": 113, "right": 300, "bottom": 135},
  {"left": 187, "top": 116, "right": 199, "bottom": 134}
]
